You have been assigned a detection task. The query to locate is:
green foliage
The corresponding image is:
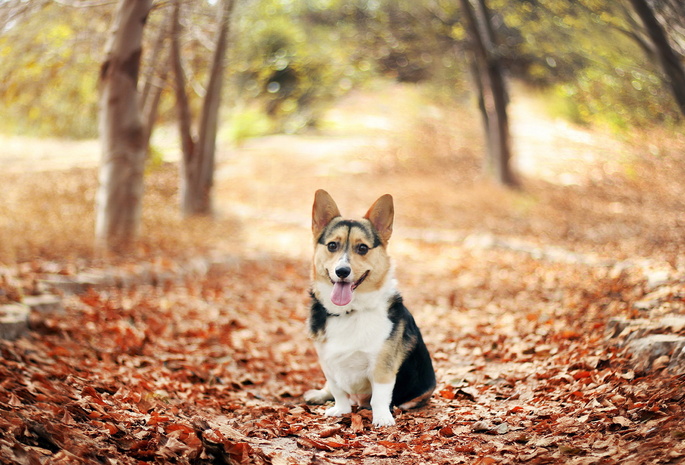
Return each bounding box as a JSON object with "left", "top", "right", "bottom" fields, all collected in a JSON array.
[
  {"left": 226, "top": 0, "right": 468, "bottom": 134},
  {"left": 0, "top": 0, "right": 681, "bottom": 142},
  {"left": 225, "top": 105, "right": 274, "bottom": 145},
  {"left": 0, "top": 3, "right": 109, "bottom": 139},
  {"left": 145, "top": 145, "right": 167, "bottom": 173},
  {"left": 491, "top": 0, "right": 681, "bottom": 128},
  {"left": 228, "top": 0, "right": 365, "bottom": 133}
]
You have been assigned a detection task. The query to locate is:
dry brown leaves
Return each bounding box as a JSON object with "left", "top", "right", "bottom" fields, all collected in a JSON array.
[
  {"left": 1, "top": 249, "right": 684, "bottom": 465},
  {"left": 1, "top": 91, "right": 684, "bottom": 462}
]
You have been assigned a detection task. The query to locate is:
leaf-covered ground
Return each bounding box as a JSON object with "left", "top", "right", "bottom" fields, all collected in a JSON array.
[
  {"left": 2, "top": 252, "right": 685, "bottom": 464},
  {"left": 1, "top": 85, "right": 684, "bottom": 464}
]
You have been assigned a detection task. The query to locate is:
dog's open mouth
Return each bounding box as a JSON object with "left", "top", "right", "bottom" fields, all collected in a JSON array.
[{"left": 330, "top": 270, "right": 369, "bottom": 307}]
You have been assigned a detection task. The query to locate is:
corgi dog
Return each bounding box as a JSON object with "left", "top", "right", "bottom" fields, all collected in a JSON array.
[{"left": 304, "top": 189, "right": 436, "bottom": 427}]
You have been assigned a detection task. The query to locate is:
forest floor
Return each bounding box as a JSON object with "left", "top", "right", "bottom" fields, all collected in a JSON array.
[{"left": 1, "top": 83, "right": 685, "bottom": 464}]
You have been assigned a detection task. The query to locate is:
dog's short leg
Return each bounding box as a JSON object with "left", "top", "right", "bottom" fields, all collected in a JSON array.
[
  {"left": 370, "top": 381, "right": 396, "bottom": 427},
  {"left": 323, "top": 381, "right": 352, "bottom": 417},
  {"left": 303, "top": 382, "right": 333, "bottom": 405}
]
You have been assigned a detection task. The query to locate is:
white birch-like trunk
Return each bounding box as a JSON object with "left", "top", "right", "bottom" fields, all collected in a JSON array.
[{"left": 95, "top": 0, "right": 153, "bottom": 251}]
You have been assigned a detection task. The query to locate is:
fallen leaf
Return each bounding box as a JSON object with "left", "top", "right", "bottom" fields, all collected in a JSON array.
[
  {"left": 612, "top": 416, "right": 632, "bottom": 428},
  {"left": 350, "top": 413, "right": 364, "bottom": 433},
  {"left": 573, "top": 370, "right": 592, "bottom": 380},
  {"left": 440, "top": 425, "right": 455, "bottom": 437},
  {"left": 559, "top": 444, "right": 584, "bottom": 456},
  {"left": 439, "top": 386, "right": 456, "bottom": 400},
  {"left": 494, "top": 423, "right": 509, "bottom": 435},
  {"left": 472, "top": 421, "right": 492, "bottom": 433}
]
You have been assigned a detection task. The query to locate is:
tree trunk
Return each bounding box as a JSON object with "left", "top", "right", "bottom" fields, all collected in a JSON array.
[
  {"left": 95, "top": 0, "right": 153, "bottom": 252},
  {"left": 177, "top": 0, "right": 234, "bottom": 217},
  {"left": 459, "top": 0, "right": 517, "bottom": 188},
  {"left": 141, "top": 8, "right": 173, "bottom": 146},
  {"left": 171, "top": 0, "right": 195, "bottom": 174},
  {"left": 628, "top": 0, "right": 685, "bottom": 116},
  {"left": 140, "top": 9, "right": 171, "bottom": 115}
]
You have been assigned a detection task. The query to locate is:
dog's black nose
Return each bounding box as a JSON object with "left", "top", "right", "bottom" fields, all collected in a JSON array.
[{"left": 335, "top": 266, "right": 351, "bottom": 279}]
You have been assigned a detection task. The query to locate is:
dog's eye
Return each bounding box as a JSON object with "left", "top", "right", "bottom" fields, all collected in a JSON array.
[
  {"left": 356, "top": 244, "right": 369, "bottom": 255},
  {"left": 327, "top": 242, "right": 339, "bottom": 253}
]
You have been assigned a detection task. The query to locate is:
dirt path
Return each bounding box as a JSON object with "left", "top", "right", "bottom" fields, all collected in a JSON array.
[
  {"left": 0, "top": 127, "right": 180, "bottom": 173},
  {"left": 509, "top": 89, "right": 631, "bottom": 186},
  {"left": 212, "top": 84, "right": 631, "bottom": 260}
]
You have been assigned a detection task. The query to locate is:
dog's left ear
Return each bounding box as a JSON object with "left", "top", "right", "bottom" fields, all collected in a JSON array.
[
  {"left": 364, "top": 194, "right": 394, "bottom": 245},
  {"left": 312, "top": 189, "right": 341, "bottom": 240}
]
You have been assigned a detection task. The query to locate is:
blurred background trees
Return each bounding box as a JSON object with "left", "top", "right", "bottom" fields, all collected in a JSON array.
[
  {"left": 3, "top": 0, "right": 681, "bottom": 141},
  {"left": 0, "top": 0, "right": 683, "bottom": 249},
  {"left": 627, "top": 0, "right": 685, "bottom": 115},
  {"left": 0, "top": 0, "right": 110, "bottom": 138}
]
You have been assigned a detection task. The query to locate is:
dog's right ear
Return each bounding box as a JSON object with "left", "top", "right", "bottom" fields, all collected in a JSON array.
[
  {"left": 364, "top": 194, "right": 394, "bottom": 245},
  {"left": 312, "top": 189, "right": 341, "bottom": 240}
]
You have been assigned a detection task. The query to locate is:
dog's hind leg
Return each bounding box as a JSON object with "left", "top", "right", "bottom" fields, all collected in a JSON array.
[
  {"left": 303, "top": 382, "right": 334, "bottom": 405},
  {"left": 324, "top": 380, "right": 353, "bottom": 417},
  {"left": 397, "top": 387, "right": 435, "bottom": 410}
]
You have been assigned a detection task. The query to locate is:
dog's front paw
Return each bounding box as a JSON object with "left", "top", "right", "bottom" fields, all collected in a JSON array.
[
  {"left": 304, "top": 388, "right": 333, "bottom": 405},
  {"left": 372, "top": 410, "right": 396, "bottom": 427},
  {"left": 325, "top": 404, "right": 352, "bottom": 417}
]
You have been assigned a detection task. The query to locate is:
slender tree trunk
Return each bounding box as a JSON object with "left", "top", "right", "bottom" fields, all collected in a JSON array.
[
  {"left": 459, "top": 0, "right": 517, "bottom": 188},
  {"left": 177, "top": 0, "right": 234, "bottom": 217},
  {"left": 142, "top": 69, "right": 167, "bottom": 147},
  {"left": 141, "top": 9, "right": 172, "bottom": 146},
  {"left": 477, "top": 0, "right": 514, "bottom": 187},
  {"left": 171, "top": 0, "right": 195, "bottom": 173},
  {"left": 95, "top": 0, "right": 153, "bottom": 252},
  {"left": 628, "top": 0, "right": 685, "bottom": 116},
  {"left": 140, "top": 11, "right": 168, "bottom": 115}
]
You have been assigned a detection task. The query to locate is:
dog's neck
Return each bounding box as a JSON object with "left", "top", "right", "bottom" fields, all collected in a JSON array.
[{"left": 326, "top": 308, "right": 356, "bottom": 317}]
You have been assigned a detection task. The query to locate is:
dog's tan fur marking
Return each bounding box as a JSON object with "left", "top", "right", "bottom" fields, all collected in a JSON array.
[
  {"left": 373, "top": 320, "right": 413, "bottom": 384},
  {"left": 349, "top": 223, "right": 391, "bottom": 292}
]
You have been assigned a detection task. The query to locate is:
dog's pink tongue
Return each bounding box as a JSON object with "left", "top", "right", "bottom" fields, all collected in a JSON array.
[{"left": 331, "top": 281, "right": 353, "bottom": 306}]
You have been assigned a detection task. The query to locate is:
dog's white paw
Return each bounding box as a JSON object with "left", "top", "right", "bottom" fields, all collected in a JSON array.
[
  {"left": 303, "top": 388, "right": 333, "bottom": 405},
  {"left": 372, "top": 410, "right": 396, "bottom": 427},
  {"left": 325, "top": 404, "right": 352, "bottom": 417}
]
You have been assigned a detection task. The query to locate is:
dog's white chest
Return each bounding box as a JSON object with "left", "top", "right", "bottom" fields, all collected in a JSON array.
[{"left": 316, "top": 309, "right": 393, "bottom": 394}]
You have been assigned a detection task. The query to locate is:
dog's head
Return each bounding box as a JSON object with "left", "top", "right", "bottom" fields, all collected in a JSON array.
[{"left": 311, "top": 189, "right": 394, "bottom": 308}]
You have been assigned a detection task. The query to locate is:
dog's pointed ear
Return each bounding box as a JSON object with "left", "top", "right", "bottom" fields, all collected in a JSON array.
[
  {"left": 312, "top": 189, "right": 341, "bottom": 240},
  {"left": 364, "top": 194, "right": 394, "bottom": 245}
]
